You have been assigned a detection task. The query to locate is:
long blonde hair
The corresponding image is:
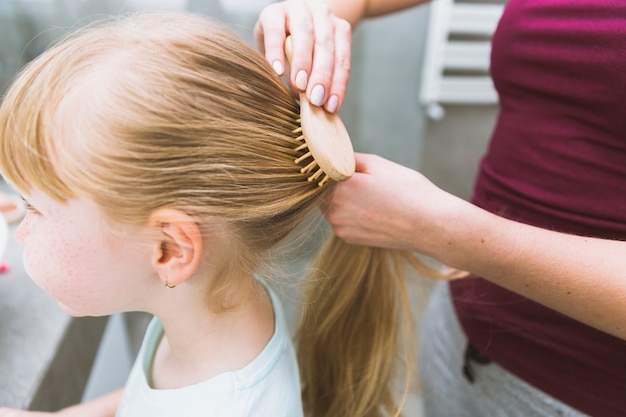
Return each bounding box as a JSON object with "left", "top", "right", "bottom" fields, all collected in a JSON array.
[{"left": 0, "top": 12, "right": 437, "bottom": 416}]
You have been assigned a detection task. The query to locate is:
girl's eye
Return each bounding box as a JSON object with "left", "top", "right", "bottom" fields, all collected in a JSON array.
[{"left": 22, "top": 198, "right": 40, "bottom": 215}]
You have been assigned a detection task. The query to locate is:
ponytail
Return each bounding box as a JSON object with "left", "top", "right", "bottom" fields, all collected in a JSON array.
[{"left": 297, "top": 235, "right": 446, "bottom": 417}]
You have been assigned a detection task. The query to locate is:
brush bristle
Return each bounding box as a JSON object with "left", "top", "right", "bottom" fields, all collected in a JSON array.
[{"left": 292, "top": 123, "right": 330, "bottom": 187}]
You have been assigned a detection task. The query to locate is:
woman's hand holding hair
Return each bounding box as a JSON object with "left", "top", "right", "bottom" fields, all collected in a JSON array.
[
  {"left": 254, "top": 0, "right": 352, "bottom": 113},
  {"left": 324, "top": 152, "right": 463, "bottom": 255}
]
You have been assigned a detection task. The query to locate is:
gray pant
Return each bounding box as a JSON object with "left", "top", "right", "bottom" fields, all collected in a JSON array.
[{"left": 418, "top": 282, "right": 589, "bottom": 417}]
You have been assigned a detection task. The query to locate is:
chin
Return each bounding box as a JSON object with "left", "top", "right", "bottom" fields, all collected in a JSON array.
[
  {"left": 58, "top": 302, "right": 88, "bottom": 317},
  {"left": 57, "top": 301, "right": 109, "bottom": 318}
]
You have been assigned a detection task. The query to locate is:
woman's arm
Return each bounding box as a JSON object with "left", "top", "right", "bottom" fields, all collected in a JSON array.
[
  {"left": 326, "top": 153, "right": 626, "bottom": 340},
  {"left": 254, "top": 0, "right": 428, "bottom": 112},
  {"left": 327, "top": 0, "right": 430, "bottom": 26}
]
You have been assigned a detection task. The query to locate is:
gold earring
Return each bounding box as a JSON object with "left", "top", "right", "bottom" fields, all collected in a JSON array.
[{"left": 164, "top": 276, "right": 176, "bottom": 289}]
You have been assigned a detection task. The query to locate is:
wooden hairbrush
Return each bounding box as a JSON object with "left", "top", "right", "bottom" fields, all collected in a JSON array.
[{"left": 285, "top": 37, "right": 355, "bottom": 186}]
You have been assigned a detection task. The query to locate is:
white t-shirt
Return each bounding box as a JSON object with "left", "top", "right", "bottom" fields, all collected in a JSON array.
[{"left": 115, "top": 285, "right": 303, "bottom": 417}]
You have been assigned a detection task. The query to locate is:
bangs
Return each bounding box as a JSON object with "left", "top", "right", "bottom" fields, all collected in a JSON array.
[{"left": 0, "top": 49, "right": 75, "bottom": 201}]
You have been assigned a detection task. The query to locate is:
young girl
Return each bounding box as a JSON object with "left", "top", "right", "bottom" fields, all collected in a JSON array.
[{"left": 0, "top": 12, "right": 443, "bottom": 417}]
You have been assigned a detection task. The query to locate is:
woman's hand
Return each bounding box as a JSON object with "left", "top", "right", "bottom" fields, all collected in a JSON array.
[
  {"left": 324, "top": 153, "right": 464, "bottom": 254},
  {"left": 254, "top": 0, "right": 352, "bottom": 113}
]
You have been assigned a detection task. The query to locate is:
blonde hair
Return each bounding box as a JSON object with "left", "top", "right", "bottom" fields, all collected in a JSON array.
[{"left": 0, "top": 12, "right": 439, "bottom": 417}]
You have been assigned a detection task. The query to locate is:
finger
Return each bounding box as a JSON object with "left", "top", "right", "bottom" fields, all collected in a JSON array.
[
  {"left": 353, "top": 152, "right": 377, "bottom": 173},
  {"left": 286, "top": 1, "right": 315, "bottom": 91},
  {"left": 305, "top": 3, "right": 336, "bottom": 106},
  {"left": 325, "top": 17, "right": 352, "bottom": 113},
  {"left": 254, "top": 3, "right": 290, "bottom": 76}
]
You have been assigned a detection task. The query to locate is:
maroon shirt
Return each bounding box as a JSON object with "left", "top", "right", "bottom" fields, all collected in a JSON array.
[{"left": 449, "top": 0, "right": 626, "bottom": 415}]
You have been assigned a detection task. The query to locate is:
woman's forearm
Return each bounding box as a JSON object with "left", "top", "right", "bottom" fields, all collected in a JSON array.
[
  {"left": 435, "top": 198, "right": 626, "bottom": 341},
  {"left": 323, "top": 0, "right": 429, "bottom": 27}
]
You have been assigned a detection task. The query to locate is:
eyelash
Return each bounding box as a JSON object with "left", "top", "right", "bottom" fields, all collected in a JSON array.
[{"left": 21, "top": 198, "right": 40, "bottom": 215}]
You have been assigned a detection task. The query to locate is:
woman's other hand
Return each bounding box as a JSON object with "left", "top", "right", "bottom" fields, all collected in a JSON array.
[{"left": 254, "top": 0, "right": 352, "bottom": 113}]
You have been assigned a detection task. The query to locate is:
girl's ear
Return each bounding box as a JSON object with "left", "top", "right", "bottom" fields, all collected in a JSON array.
[{"left": 148, "top": 208, "right": 203, "bottom": 288}]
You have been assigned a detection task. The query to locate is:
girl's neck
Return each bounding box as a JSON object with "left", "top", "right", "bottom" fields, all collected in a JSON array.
[{"left": 150, "top": 279, "right": 274, "bottom": 390}]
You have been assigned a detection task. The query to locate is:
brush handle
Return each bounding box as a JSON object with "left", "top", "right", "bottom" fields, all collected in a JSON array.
[{"left": 298, "top": 93, "right": 354, "bottom": 181}]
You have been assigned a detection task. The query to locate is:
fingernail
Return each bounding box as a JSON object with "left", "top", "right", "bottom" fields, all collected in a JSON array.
[
  {"left": 272, "top": 60, "right": 283, "bottom": 75},
  {"left": 310, "top": 84, "right": 325, "bottom": 106},
  {"left": 295, "top": 70, "right": 308, "bottom": 90},
  {"left": 326, "top": 95, "right": 339, "bottom": 113}
]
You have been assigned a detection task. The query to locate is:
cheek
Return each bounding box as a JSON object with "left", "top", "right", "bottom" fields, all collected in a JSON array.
[
  {"left": 21, "top": 224, "right": 117, "bottom": 316},
  {"left": 21, "top": 226, "right": 59, "bottom": 291}
]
